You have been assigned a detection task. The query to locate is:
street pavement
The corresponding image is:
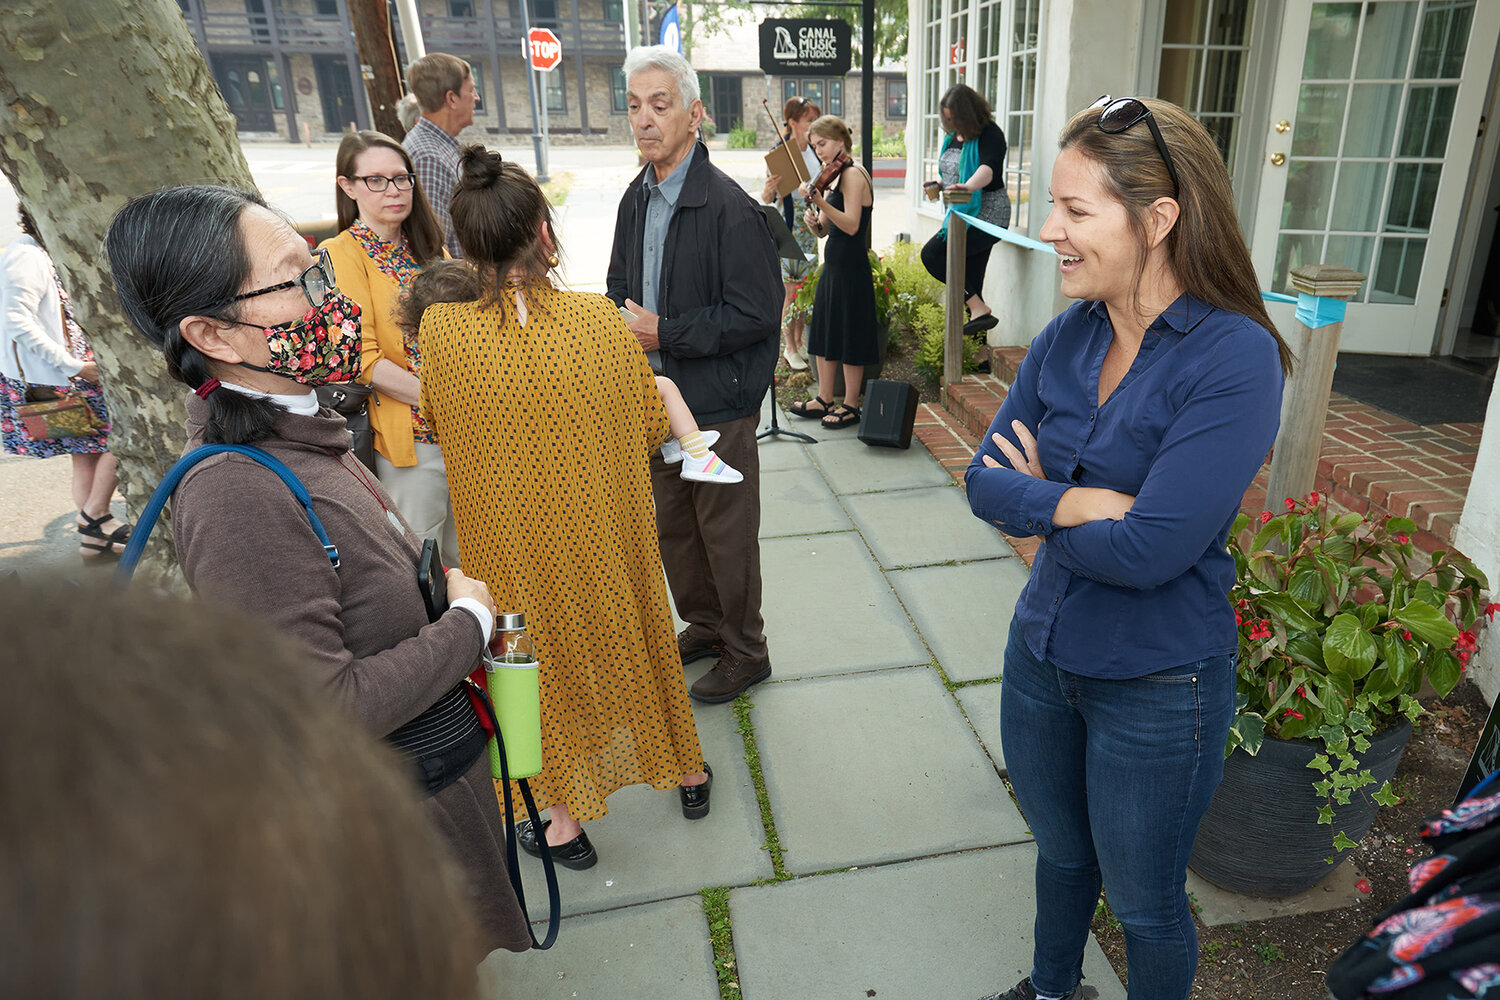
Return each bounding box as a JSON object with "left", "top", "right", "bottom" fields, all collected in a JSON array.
[
  {"left": 0, "top": 143, "right": 1129, "bottom": 999},
  {"left": 477, "top": 396, "right": 1125, "bottom": 999}
]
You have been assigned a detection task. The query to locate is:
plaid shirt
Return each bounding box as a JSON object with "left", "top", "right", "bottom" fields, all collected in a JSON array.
[{"left": 403, "top": 117, "right": 462, "bottom": 258}]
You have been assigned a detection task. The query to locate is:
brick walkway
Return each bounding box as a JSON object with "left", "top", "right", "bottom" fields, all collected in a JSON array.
[{"left": 913, "top": 346, "right": 1484, "bottom": 566}]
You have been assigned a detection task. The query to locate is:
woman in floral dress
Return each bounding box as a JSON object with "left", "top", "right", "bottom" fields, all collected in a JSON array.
[{"left": 0, "top": 207, "right": 129, "bottom": 559}]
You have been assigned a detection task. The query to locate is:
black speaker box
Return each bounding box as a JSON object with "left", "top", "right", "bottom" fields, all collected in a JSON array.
[{"left": 858, "top": 379, "right": 919, "bottom": 449}]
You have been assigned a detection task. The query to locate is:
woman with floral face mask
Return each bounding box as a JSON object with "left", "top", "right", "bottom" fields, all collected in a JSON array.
[{"left": 103, "top": 186, "right": 531, "bottom": 962}]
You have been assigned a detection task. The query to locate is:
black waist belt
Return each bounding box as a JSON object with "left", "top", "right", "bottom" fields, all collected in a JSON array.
[{"left": 386, "top": 682, "right": 487, "bottom": 797}]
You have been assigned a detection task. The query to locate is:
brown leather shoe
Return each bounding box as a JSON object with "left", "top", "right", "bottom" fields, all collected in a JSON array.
[
  {"left": 677, "top": 629, "right": 724, "bottom": 666},
  {"left": 689, "top": 652, "right": 772, "bottom": 703}
]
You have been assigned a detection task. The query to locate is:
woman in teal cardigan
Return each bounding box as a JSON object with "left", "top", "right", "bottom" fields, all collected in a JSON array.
[{"left": 921, "top": 84, "right": 1011, "bottom": 345}]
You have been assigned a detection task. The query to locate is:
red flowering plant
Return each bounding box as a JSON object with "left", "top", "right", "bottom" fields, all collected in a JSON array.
[{"left": 1226, "top": 492, "right": 1492, "bottom": 856}]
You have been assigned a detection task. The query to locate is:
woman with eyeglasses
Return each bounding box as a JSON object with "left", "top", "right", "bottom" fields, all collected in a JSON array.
[
  {"left": 920, "top": 84, "right": 1011, "bottom": 356},
  {"left": 964, "top": 98, "right": 1294, "bottom": 1000},
  {"left": 320, "top": 131, "right": 460, "bottom": 567},
  {"left": 102, "top": 185, "right": 531, "bottom": 960}
]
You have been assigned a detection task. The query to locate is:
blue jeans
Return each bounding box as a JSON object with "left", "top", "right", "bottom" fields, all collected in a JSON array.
[{"left": 999, "top": 620, "right": 1235, "bottom": 1000}]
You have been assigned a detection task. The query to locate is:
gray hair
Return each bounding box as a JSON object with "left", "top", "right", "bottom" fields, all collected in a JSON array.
[{"left": 621, "top": 45, "right": 700, "bottom": 107}]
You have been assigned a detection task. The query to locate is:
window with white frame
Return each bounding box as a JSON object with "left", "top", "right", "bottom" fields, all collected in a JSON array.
[
  {"left": 920, "top": 0, "right": 1045, "bottom": 234},
  {"left": 1157, "top": 0, "right": 1253, "bottom": 174}
]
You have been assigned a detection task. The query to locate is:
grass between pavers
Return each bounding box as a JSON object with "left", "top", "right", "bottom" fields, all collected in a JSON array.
[
  {"left": 700, "top": 886, "right": 742, "bottom": 1000},
  {"left": 732, "top": 693, "right": 791, "bottom": 883}
]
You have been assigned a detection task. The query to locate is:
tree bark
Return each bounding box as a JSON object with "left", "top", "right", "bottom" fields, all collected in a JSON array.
[
  {"left": 347, "top": 0, "right": 407, "bottom": 139},
  {"left": 0, "top": 0, "right": 259, "bottom": 582}
]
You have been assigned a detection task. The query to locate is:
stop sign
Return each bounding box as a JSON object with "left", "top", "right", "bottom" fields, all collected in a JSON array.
[{"left": 527, "top": 27, "right": 562, "bottom": 72}]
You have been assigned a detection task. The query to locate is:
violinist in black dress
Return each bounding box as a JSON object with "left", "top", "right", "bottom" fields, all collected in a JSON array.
[{"left": 788, "top": 115, "right": 877, "bottom": 431}]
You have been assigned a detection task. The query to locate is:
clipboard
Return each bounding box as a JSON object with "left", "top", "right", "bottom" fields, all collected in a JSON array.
[
  {"left": 764, "top": 140, "right": 811, "bottom": 201},
  {"left": 759, "top": 204, "right": 811, "bottom": 262}
]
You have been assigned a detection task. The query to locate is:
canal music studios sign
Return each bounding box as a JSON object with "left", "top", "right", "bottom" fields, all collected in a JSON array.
[{"left": 758, "top": 18, "right": 853, "bottom": 76}]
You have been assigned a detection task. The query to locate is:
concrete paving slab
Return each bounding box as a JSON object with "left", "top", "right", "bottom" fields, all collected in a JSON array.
[
  {"left": 844, "top": 486, "right": 1012, "bottom": 569},
  {"left": 760, "top": 532, "right": 929, "bottom": 678},
  {"left": 751, "top": 668, "right": 1031, "bottom": 873},
  {"left": 479, "top": 896, "right": 719, "bottom": 1000},
  {"left": 1186, "top": 863, "right": 1368, "bottom": 927},
  {"left": 732, "top": 846, "right": 1126, "bottom": 1000},
  {"left": 888, "top": 559, "right": 1028, "bottom": 682},
  {"left": 809, "top": 435, "right": 953, "bottom": 495},
  {"left": 956, "top": 682, "right": 1007, "bottom": 776},
  {"left": 509, "top": 702, "right": 770, "bottom": 917},
  {"left": 758, "top": 467, "right": 852, "bottom": 539}
]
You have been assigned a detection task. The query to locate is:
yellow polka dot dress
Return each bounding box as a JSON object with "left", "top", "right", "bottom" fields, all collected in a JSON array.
[{"left": 419, "top": 286, "right": 704, "bottom": 821}]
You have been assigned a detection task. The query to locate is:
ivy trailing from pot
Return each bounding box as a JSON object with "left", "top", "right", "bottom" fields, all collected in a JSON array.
[
  {"left": 1224, "top": 491, "right": 1494, "bottom": 863},
  {"left": 1225, "top": 492, "right": 1493, "bottom": 862}
]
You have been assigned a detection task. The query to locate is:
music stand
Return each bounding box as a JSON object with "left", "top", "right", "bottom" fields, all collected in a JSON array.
[{"left": 757, "top": 208, "right": 818, "bottom": 444}]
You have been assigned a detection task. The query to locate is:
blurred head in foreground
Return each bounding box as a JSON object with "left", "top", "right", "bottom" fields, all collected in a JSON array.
[{"left": 0, "top": 576, "right": 481, "bottom": 1000}]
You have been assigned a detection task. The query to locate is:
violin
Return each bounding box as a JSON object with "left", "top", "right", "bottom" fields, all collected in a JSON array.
[{"left": 807, "top": 149, "right": 851, "bottom": 197}]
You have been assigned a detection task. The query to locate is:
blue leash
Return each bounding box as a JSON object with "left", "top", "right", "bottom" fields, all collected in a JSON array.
[{"left": 117, "top": 444, "right": 339, "bottom": 580}]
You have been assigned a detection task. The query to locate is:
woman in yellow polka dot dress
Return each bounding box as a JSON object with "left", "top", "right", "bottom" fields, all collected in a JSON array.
[{"left": 418, "top": 147, "right": 711, "bottom": 870}]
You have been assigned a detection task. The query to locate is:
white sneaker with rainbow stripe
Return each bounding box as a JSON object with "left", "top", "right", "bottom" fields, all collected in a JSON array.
[
  {"left": 661, "top": 429, "right": 720, "bottom": 464},
  {"left": 680, "top": 450, "right": 743, "bottom": 484}
]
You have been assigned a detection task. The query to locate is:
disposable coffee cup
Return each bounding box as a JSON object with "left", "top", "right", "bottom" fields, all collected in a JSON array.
[
  {"left": 923, "top": 181, "right": 941, "bottom": 201},
  {"left": 485, "top": 653, "right": 543, "bottom": 779}
]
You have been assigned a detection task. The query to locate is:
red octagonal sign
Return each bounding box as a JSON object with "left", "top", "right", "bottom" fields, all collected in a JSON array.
[{"left": 527, "top": 27, "right": 562, "bottom": 72}]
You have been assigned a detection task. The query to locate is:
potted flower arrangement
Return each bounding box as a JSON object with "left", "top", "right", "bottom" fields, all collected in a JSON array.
[{"left": 1188, "top": 493, "right": 1494, "bottom": 897}]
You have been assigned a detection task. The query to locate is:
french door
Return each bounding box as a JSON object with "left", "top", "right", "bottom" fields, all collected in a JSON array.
[{"left": 1248, "top": 0, "right": 1500, "bottom": 354}]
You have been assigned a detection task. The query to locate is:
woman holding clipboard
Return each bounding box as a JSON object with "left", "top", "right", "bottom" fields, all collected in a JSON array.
[{"left": 760, "top": 96, "right": 822, "bottom": 370}]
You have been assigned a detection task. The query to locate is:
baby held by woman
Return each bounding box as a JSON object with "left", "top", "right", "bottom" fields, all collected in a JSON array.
[{"left": 397, "top": 262, "right": 741, "bottom": 484}]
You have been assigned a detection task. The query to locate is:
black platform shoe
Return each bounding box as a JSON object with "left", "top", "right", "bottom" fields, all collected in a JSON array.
[
  {"left": 517, "top": 818, "right": 598, "bottom": 870},
  {"left": 680, "top": 764, "right": 713, "bottom": 820}
]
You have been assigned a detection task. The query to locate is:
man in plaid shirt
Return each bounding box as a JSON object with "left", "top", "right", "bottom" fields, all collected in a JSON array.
[{"left": 403, "top": 53, "right": 479, "bottom": 258}]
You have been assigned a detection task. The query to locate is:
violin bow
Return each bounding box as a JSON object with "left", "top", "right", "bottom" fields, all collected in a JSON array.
[{"left": 763, "top": 97, "right": 811, "bottom": 187}]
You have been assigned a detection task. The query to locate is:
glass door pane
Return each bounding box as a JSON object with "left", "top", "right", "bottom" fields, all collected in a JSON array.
[{"left": 1270, "top": 0, "right": 1475, "bottom": 301}]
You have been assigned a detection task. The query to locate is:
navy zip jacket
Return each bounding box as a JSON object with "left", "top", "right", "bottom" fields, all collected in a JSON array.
[
  {"left": 607, "top": 142, "right": 782, "bottom": 426},
  {"left": 965, "top": 295, "right": 1284, "bottom": 678}
]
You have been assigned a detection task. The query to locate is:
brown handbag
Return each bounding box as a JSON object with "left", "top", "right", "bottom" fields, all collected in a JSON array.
[{"left": 10, "top": 333, "right": 102, "bottom": 443}]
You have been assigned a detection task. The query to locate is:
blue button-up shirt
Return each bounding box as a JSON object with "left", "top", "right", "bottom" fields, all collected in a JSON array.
[
  {"left": 965, "top": 295, "right": 1284, "bottom": 678},
  {"left": 403, "top": 117, "right": 462, "bottom": 259},
  {"left": 640, "top": 157, "right": 690, "bottom": 371}
]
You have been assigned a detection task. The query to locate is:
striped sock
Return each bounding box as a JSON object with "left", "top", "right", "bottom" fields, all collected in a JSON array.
[{"left": 678, "top": 430, "right": 710, "bottom": 460}]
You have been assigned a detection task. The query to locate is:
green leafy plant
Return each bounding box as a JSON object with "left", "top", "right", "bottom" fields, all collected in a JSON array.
[
  {"left": 879, "top": 240, "right": 944, "bottom": 334},
  {"left": 913, "top": 300, "right": 979, "bottom": 379},
  {"left": 1226, "top": 493, "right": 1494, "bottom": 855},
  {"left": 701, "top": 113, "right": 717, "bottom": 140},
  {"left": 783, "top": 262, "right": 820, "bottom": 332},
  {"left": 727, "top": 120, "right": 757, "bottom": 149}
]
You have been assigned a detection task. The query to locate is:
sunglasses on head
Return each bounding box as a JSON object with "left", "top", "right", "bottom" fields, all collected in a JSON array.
[{"left": 1089, "top": 95, "right": 1181, "bottom": 200}]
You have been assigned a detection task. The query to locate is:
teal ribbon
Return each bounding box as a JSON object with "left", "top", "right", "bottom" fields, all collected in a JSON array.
[
  {"left": 1259, "top": 289, "right": 1347, "bottom": 330},
  {"left": 939, "top": 135, "right": 983, "bottom": 239}
]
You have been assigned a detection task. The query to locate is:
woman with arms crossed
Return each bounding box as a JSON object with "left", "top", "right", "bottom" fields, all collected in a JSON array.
[{"left": 965, "top": 98, "right": 1292, "bottom": 1000}]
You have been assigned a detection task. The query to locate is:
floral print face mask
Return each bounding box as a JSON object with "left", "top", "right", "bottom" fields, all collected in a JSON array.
[{"left": 235, "top": 292, "right": 363, "bottom": 385}]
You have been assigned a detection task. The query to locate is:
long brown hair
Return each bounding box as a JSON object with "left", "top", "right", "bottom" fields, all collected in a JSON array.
[
  {"left": 940, "top": 84, "right": 994, "bottom": 142},
  {"left": 1058, "top": 99, "right": 1294, "bottom": 375},
  {"left": 449, "top": 145, "right": 561, "bottom": 314},
  {"left": 334, "top": 130, "right": 445, "bottom": 264}
]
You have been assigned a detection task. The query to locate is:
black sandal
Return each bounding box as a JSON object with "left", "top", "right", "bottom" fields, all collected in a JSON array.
[
  {"left": 790, "top": 395, "right": 834, "bottom": 420},
  {"left": 821, "top": 404, "right": 861, "bottom": 429},
  {"left": 78, "top": 511, "right": 131, "bottom": 560}
]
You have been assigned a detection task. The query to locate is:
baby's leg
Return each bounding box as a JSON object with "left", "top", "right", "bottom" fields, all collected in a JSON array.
[
  {"left": 656, "top": 375, "right": 699, "bottom": 440},
  {"left": 655, "top": 377, "right": 742, "bottom": 485}
]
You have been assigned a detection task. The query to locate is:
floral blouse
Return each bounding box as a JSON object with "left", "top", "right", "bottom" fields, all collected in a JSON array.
[{"left": 350, "top": 221, "right": 437, "bottom": 445}]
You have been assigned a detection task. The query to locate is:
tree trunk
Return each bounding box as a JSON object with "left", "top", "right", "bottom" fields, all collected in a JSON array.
[
  {"left": 348, "top": 0, "right": 407, "bottom": 140},
  {"left": 0, "top": 0, "right": 259, "bottom": 582}
]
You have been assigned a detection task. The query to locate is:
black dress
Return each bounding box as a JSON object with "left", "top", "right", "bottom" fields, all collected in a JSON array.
[{"left": 807, "top": 173, "right": 879, "bottom": 367}]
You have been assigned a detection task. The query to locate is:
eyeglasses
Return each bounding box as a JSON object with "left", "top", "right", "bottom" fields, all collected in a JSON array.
[
  {"left": 351, "top": 173, "right": 417, "bottom": 192},
  {"left": 229, "top": 248, "right": 336, "bottom": 309},
  {"left": 1090, "top": 96, "right": 1181, "bottom": 200}
]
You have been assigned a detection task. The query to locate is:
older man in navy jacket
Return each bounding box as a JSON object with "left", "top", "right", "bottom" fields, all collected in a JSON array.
[{"left": 607, "top": 45, "right": 782, "bottom": 704}]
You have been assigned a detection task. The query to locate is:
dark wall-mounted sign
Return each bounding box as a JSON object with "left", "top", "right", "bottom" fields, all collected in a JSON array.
[{"left": 758, "top": 18, "right": 852, "bottom": 76}]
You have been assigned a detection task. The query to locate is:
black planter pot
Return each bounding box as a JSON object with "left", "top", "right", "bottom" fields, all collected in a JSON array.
[{"left": 1188, "top": 719, "right": 1413, "bottom": 897}]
